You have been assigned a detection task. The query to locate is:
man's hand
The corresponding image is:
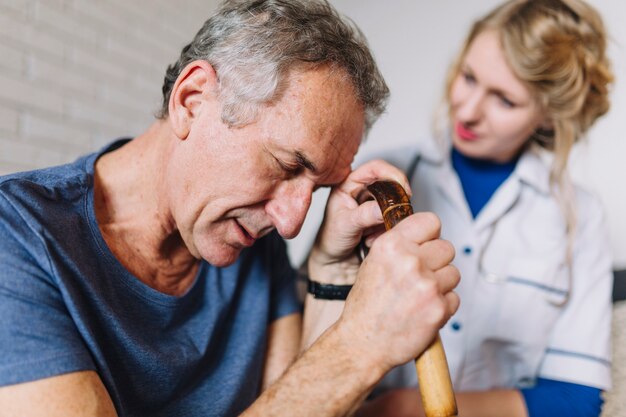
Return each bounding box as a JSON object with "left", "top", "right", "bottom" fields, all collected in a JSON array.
[
  {"left": 263, "top": 210, "right": 459, "bottom": 417},
  {"left": 253, "top": 160, "right": 460, "bottom": 417},
  {"left": 335, "top": 212, "right": 460, "bottom": 370},
  {"left": 302, "top": 158, "right": 459, "bottom": 363},
  {"left": 308, "top": 159, "right": 411, "bottom": 285},
  {"left": 301, "top": 159, "right": 412, "bottom": 350}
]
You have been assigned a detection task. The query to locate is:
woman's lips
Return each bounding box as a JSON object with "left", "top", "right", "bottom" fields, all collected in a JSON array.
[{"left": 455, "top": 122, "right": 479, "bottom": 141}]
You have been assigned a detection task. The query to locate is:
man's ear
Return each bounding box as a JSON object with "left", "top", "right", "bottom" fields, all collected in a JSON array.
[{"left": 168, "top": 60, "right": 219, "bottom": 140}]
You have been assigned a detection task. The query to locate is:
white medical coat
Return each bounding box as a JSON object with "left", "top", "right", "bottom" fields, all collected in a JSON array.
[{"left": 369, "top": 136, "right": 613, "bottom": 391}]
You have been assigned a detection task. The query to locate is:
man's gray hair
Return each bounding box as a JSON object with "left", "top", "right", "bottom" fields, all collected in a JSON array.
[{"left": 157, "top": 0, "right": 389, "bottom": 131}]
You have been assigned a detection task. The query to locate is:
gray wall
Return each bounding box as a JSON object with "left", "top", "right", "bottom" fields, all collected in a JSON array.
[{"left": 0, "top": 0, "right": 214, "bottom": 173}]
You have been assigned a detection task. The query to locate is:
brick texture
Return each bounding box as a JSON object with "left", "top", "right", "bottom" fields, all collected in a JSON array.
[{"left": 0, "top": 0, "right": 217, "bottom": 172}]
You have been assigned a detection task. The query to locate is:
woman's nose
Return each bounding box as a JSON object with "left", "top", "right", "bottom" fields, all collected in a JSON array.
[{"left": 456, "top": 90, "right": 484, "bottom": 123}]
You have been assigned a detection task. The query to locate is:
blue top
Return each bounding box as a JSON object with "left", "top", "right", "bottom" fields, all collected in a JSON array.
[
  {"left": 521, "top": 378, "right": 603, "bottom": 417},
  {"left": 451, "top": 146, "right": 602, "bottom": 417},
  {"left": 451, "top": 147, "right": 518, "bottom": 218},
  {"left": 0, "top": 140, "right": 301, "bottom": 417}
]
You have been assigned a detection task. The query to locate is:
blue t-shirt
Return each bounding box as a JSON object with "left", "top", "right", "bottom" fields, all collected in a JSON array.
[{"left": 0, "top": 140, "right": 301, "bottom": 416}]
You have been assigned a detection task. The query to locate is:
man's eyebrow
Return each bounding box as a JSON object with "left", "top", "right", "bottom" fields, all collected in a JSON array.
[{"left": 295, "top": 150, "right": 317, "bottom": 173}]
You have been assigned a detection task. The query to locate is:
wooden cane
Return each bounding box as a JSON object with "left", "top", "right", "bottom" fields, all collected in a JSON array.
[{"left": 367, "top": 180, "right": 458, "bottom": 417}]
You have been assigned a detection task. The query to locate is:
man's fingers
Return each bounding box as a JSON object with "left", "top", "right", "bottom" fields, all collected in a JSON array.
[
  {"left": 390, "top": 212, "right": 442, "bottom": 244},
  {"left": 435, "top": 264, "right": 461, "bottom": 294},
  {"left": 336, "top": 159, "right": 412, "bottom": 200},
  {"left": 351, "top": 200, "right": 383, "bottom": 229},
  {"left": 363, "top": 227, "right": 385, "bottom": 248},
  {"left": 444, "top": 291, "right": 461, "bottom": 318},
  {"left": 419, "top": 239, "right": 456, "bottom": 270}
]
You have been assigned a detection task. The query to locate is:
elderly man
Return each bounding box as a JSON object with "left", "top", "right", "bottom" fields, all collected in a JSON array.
[{"left": 0, "top": 1, "right": 459, "bottom": 416}]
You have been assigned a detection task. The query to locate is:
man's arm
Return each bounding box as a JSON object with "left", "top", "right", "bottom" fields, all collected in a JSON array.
[
  {"left": 0, "top": 371, "right": 118, "bottom": 417},
  {"left": 0, "top": 315, "right": 303, "bottom": 417},
  {"left": 246, "top": 208, "right": 461, "bottom": 416},
  {"left": 262, "top": 312, "right": 302, "bottom": 391},
  {"left": 251, "top": 159, "right": 460, "bottom": 416},
  {"left": 301, "top": 294, "right": 345, "bottom": 351},
  {"left": 0, "top": 193, "right": 117, "bottom": 417},
  {"left": 248, "top": 318, "right": 386, "bottom": 417},
  {"left": 301, "top": 159, "right": 413, "bottom": 350}
]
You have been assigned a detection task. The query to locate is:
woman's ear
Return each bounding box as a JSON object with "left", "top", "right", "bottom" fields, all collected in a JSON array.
[
  {"left": 168, "top": 60, "right": 219, "bottom": 140},
  {"left": 533, "top": 117, "right": 556, "bottom": 146},
  {"left": 539, "top": 118, "right": 554, "bottom": 131}
]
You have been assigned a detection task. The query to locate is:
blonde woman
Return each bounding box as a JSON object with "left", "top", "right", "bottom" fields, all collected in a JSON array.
[{"left": 350, "top": 0, "right": 615, "bottom": 416}]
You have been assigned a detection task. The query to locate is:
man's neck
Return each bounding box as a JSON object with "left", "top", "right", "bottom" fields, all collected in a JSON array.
[{"left": 94, "top": 120, "right": 199, "bottom": 296}]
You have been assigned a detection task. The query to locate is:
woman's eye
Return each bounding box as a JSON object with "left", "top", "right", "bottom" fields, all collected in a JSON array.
[
  {"left": 498, "top": 94, "right": 516, "bottom": 108},
  {"left": 462, "top": 71, "right": 476, "bottom": 84}
]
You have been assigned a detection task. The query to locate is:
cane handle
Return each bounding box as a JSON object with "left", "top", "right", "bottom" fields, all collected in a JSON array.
[{"left": 367, "top": 181, "right": 458, "bottom": 417}]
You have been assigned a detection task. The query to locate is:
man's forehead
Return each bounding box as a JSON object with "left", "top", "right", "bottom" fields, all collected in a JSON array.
[
  {"left": 259, "top": 65, "right": 364, "bottom": 174},
  {"left": 305, "top": 135, "right": 360, "bottom": 183}
]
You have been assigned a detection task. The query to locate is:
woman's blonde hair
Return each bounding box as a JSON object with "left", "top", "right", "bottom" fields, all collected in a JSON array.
[{"left": 441, "top": 0, "right": 613, "bottom": 302}]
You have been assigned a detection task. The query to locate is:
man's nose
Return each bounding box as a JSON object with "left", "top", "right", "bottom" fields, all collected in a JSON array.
[{"left": 266, "top": 180, "right": 313, "bottom": 239}]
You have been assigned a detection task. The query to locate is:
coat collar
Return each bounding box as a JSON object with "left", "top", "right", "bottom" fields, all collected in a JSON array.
[
  {"left": 417, "top": 134, "right": 552, "bottom": 196},
  {"left": 514, "top": 146, "right": 552, "bottom": 195}
]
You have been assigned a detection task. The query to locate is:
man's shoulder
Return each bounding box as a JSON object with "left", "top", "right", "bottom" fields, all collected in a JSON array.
[
  {"left": 0, "top": 160, "right": 91, "bottom": 216},
  {"left": 0, "top": 153, "right": 99, "bottom": 249},
  {"left": 0, "top": 139, "right": 128, "bottom": 212}
]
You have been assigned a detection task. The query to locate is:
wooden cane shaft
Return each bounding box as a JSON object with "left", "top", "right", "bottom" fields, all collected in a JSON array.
[
  {"left": 416, "top": 336, "right": 457, "bottom": 417},
  {"left": 367, "top": 181, "right": 458, "bottom": 417}
]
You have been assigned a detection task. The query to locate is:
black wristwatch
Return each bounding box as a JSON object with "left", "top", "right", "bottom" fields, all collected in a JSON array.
[{"left": 306, "top": 278, "right": 353, "bottom": 300}]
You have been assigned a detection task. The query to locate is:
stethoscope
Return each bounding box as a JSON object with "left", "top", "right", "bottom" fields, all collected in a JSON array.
[
  {"left": 479, "top": 223, "right": 572, "bottom": 306},
  {"left": 404, "top": 151, "right": 571, "bottom": 306}
]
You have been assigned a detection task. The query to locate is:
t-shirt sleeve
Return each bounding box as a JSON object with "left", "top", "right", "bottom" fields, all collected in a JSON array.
[
  {"left": 0, "top": 192, "right": 95, "bottom": 387},
  {"left": 264, "top": 231, "right": 301, "bottom": 322}
]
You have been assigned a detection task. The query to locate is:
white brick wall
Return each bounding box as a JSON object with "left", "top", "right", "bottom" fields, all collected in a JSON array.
[{"left": 0, "top": 0, "right": 218, "bottom": 175}]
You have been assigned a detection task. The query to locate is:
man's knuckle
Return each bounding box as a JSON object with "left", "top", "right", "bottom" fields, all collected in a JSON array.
[
  {"left": 442, "top": 239, "right": 455, "bottom": 256},
  {"left": 416, "top": 212, "right": 441, "bottom": 233}
]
